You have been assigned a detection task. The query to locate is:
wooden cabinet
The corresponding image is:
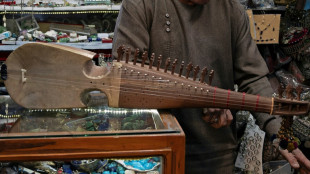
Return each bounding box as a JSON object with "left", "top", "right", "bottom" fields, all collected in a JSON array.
[{"left": 0, "top": 103, "right": 185, "bottom": 174}]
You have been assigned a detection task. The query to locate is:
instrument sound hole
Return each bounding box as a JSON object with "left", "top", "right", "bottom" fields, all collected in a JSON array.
[
  {"left": 80, "top": 90, "right": 108, "bottom": 107},
  {"left": 83, "top": 60, "right": 108, "bottom": 79}
]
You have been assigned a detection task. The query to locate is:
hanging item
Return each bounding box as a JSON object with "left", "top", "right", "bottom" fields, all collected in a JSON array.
[
  {"left": 247, "top": 11, "right": 281, "bottom": 44},
  {"left": 274, "top": 115, "right": 301, "bottom": 152},
  {"left": 289, "top": 60, "right": 305, "bottom": 83},
  {"left": 235, "top": 112, "right": 265, "bottom": 173},
  {"left": 281, "top": 27, "right": 308, "bottom": 56},
  {"left": 2, "top": 10, "right": 6, "bottom": 28},
  {"left": 271, "top": 84, "right": 303, "bottom": 152},
  {"left": 15, "top": 14, "right": 39, "bottom": 33}
]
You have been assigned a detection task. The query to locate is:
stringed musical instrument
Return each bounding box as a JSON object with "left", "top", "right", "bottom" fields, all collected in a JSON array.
[{"left": 2, "top": 42, "right": 309, "bottom": 116}]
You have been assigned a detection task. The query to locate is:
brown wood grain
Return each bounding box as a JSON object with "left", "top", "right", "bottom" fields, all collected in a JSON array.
[
  {"left": 4, "top": 42, "right": 122, "bottom": 109},
  {"left": 4, "top": 42, "right": 309, "bottom": 116}
]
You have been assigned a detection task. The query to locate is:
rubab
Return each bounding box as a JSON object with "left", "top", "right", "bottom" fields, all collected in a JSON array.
[{"left": 1, "top": 42, "right": 309, "bottom": 116}]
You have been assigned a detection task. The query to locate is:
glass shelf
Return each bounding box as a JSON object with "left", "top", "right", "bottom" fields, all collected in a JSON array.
[
  {"left": 0, "top": 4, "right": 121, "bottom": 13},
  {"left": 0, "top": 95, "right": 180, "bottom": 139},
  {"left": 0, "top": 42, "right": 112, "bottom": 51}
]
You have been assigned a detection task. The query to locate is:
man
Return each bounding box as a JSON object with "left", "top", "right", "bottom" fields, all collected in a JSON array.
[{"left": 112, "top": 0, "right": 310, "bottom": 173}]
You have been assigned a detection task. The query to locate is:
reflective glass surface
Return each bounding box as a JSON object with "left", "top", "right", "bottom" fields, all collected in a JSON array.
[{"left": 0, "top": 95, "right": 180, "bottom": 138}]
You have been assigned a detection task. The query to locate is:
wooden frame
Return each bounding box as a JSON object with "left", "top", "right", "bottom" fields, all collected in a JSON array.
[{"left": 15, "top": 14, "right": 39, "bottom": 32}]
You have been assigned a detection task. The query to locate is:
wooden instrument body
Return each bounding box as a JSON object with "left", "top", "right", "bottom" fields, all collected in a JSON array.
[
  {"left": 5, "top": 43, "right": 120, "bottom": 108},
  {"left": 4, "top": 43, "right": 310, "bottom": 116}
]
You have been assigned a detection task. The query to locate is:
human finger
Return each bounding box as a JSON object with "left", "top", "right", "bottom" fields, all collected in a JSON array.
[
  {"left": 278, "top": 148, "right": 300, "bottom": 169},
  {"left": 202, "top": 113, "right": 214, "bottom": 123},
  {"left": 212, "top": 109, "right": 234, "bottom": 128},
  {"left": 225, "top": 109, "right": 233, "bottom": 126},
  {"left": 202, "top": 108, "right": 221, "bottom": 123},
  {"left": 299, "top": 166, "right": 309, "bottom": 174},
  {"left": 210, "top": 115, "right": 224, "bottom": 128},
  {"left": 293, "top": 148, "right": 310, "bottom": 171},
  {"left": 210, "top": 110, "right": 228, "bottom": 128}
]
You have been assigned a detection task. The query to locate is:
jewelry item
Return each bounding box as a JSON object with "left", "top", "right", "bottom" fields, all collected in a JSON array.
[{"left": 272, "top": 84, "right": 302, "bottom": 152}]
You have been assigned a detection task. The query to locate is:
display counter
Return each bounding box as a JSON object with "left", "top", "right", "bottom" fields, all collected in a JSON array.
[{"left": 0, "top": 96, "right": 185, "bottom": 174}]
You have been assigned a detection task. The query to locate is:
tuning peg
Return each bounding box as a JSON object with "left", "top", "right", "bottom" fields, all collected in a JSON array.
[
  {"left": 186, "top": 62, "right": 193, "bottom": 79},
  {"left": 125, "top": 47, "right": 131, "bottom": 63},
  {"left": 141, "top": 51, "right": 148, "bottom": 67},
  {"left": 117, "top": 45, "right": 125, "bottom": 62},
  {"left": 164, "top": 58, "right": 171, "bottom": 73},
  {"left": 193, "top": 65, "right": 200, "bottom": 81},
  {"left": 296, "top": 85, "right": 303, "bottom": 101},
  {"left": 157, "top": 55, "right": 162, "bottom": 71},
  {"left": 149, "top": 53, "right": 155, "bottom": 69},
  {"left": 285, "top": 84, "right": 293, "bottom": 100},
  {"left": 208, "top": 70, "right": 214, "bottom": 85},
  {"left": 296, "top": 85, "right": 303, "bottom": 111},
  {"left": 171, "top": 59, "right": 178, "bottom": 75},
  {"left": 179, "top": 61, "right": 184, "bottom": 77},
  {"left": 133, "top": 48, "right": 139, "bottom": 65},
  {"left": 200, "top": 67, "right": 208, "bottom": 83},
  {"left": 285, "top": 85, "right": 294, "bottom": 111},
  {"left": 277, "top": 84, "right": 284, "bottom": 98}
]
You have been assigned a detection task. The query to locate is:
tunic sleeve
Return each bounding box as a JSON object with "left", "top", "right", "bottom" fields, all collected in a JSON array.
[
  {"left": 230, "top": 1, "right": 279, "bottom": 134},
  {"left": 112, "top": 0, "right": 153, "bottom": 58}
]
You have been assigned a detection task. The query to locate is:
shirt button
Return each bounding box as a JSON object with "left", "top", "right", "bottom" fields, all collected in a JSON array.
[
  {"left": 166, "top": 21, "right": 171, "bottom": 26},
  {"left": 166, "top": 28, "right": 171, "bottom": 32},
  {"left": 165, "top": 13, "right": 170, "bottom": 18}
]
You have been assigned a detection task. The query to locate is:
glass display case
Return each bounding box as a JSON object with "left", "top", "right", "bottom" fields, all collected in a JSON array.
[{"left": 0, "top": 95, "right": 185, "bottom": 174}]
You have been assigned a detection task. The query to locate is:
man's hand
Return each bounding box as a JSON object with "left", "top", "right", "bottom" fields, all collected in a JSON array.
[
  {"left": 202, "top": 108, "right": 233, "bottom": 128},
  {"left": 278, "top": 147, "right": 310, "bottom": 173}
]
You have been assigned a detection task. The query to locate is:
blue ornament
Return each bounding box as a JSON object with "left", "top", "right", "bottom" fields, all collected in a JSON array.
[
  {"left": 130, "top": 161, "right": 145, "bottom": 170},
  {"left": 98, "top": 122, "right": 109, "bottom": 131},
  {"left": 152, "top": 157, "right": 160, "bottom": 162},
  {"left": 62, "top": 164, "right": 72, "bottom": 174},
  {"left": 144, "top": 162, "right": 153, "bottom": 170}
]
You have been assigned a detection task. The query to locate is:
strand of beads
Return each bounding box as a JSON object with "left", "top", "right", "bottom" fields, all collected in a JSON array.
[
  {"left": 274, "top": 116, "right": 301, "bottom": 152},
  {"left": 272, "top": 84, "right": 302, "bottom": 152}
]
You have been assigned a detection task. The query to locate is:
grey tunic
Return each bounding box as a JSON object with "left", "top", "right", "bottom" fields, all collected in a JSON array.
[{"left": 112, "top": 0, "right": 276, "bottom": 173}]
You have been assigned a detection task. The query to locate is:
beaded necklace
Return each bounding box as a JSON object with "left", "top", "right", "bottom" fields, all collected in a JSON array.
[{"left": 272, "top": 84, "right": 302, "bottom": 152}]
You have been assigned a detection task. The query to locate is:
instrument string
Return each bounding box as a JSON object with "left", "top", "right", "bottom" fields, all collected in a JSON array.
[
  {"left": 4, "top": 72, "right": 291, "bottom": 111},
  {"left": 3, "top": 72, "right": 282, "bottom": 108},
  {"left": 6, "top": 66, "right": 305, "bottom": 111},
  {"left": 4, "top": 72, "right": 297, "bottom": 112}
]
